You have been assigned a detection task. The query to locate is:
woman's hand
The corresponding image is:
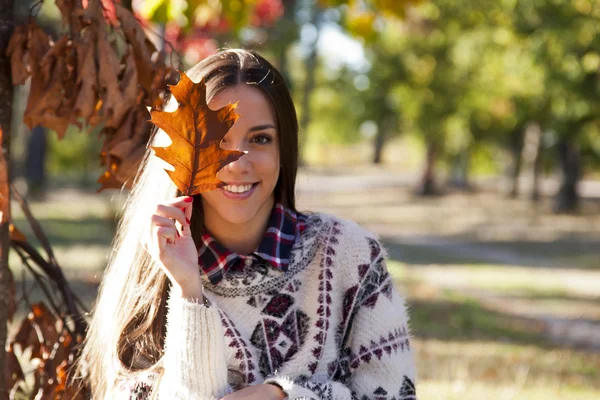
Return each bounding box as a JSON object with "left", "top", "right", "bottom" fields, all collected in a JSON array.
[
  {"left": 142, "top": 196, "right": 203, "bottom": 299},
  {"left": 220, "top": 384, "right": 286, "bottom": 400}
]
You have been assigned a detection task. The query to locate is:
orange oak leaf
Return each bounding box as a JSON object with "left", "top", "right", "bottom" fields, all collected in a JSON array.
[{"left": 150, "top": 72, "right": 245, "bottom": 195}]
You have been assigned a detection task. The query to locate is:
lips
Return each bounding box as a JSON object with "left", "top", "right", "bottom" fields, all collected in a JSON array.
[{"left": 220, "top": 182, "right": 259, "bottom": 200}]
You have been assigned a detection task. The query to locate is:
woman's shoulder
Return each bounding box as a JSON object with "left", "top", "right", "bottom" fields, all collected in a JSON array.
[{"left": 301, "top": 210, "right": 385, "bottom": 262}]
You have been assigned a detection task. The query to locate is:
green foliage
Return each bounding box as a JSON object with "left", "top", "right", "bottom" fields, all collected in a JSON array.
[
  {"left": 47, "top": 125, "right": 103, "bottom": 178},
  {"left": 348, "top": 0, "right": 600, "bottom": 171}
]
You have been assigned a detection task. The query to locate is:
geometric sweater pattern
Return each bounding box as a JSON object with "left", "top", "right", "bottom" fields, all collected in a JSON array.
[{"left": 110, "top": 212, "right": 417, "bottom": 399}]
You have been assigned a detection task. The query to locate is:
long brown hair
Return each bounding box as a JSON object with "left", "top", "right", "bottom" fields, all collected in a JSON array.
[{"left": 79, "top": 49, "right": 300, "bottom": 399}]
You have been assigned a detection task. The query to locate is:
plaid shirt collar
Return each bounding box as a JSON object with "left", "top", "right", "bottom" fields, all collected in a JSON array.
[{"left": 197, "top": 203, "right": 306, "bottom": 285}]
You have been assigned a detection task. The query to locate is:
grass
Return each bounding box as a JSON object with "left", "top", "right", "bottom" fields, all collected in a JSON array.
[
  {"left": 384, "top": 260, "right": 600, "bottom": 398},
  {"left": 7, "top": 169, "right": 600, "bottom": 399}
]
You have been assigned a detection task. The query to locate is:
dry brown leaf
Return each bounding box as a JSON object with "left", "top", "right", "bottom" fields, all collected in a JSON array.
[
  {"left": 21, "top": 31, "right": 77, "bottom": 138},
  {"left": 119, "top": 47, "right": 141, "bottom": 112},
  {"left": 96, "top": 19, "right": 133, "bottom": 128},
  {"left": 97, "top": 106, "right": 151, "bottom": 190},
  {"left": 55, "top": 0, "right": 74, "bottom": 25},
  {"left": 22, "top": 20, "right": 51, "bottom": 130},
  {"left": 55, "top": 0, "right": 86, "bottom": 31},
  {"left": 31, "top": 303, "right": 60, "bottom": 347},
  {"left": 6, "top": 25, "right": 30, "bottom": 85},
  {"left": 100, "top": 110, "right": 135, "bottom": 161},
  {"left": 72, "top": 25, "right": 98, "bottom": 124},
  {"left": 83, "top": 0, "right": 103, "bottom": 24},
  {"left": 12, "top": 303, "right": 60, "bottom": 359},
  {"left": 38, "top": 35, "right": 77, "bottom": 137},
  {"left": 96, "top": 162, "right": 121, "bottom": 190},
  {"left": 150, "top": 72, "right": 245, "bottom": 195},
  {"left": 116, "top": 4, "right": 158, "bottom": 93},
  {"left": 12, "top": 318, "right": 40, "bottom": 357}
]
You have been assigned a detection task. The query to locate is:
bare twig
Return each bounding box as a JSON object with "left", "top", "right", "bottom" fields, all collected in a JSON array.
[
  {"left": 11, "top": 240, "right": 88, "bottom": 338},
  {"left": 10, "top": 185, "right": 87, "bottom": 337},
  {"left": 10, "top": 185, "right": 59, "bottom": 269},
  {"left": 13, "top": 245, "right": 65, "bottom": 331}
]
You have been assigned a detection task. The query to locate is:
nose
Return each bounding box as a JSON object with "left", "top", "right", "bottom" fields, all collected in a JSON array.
[{"left": 219, "top": 139, "right": 250, "bottom": 175}]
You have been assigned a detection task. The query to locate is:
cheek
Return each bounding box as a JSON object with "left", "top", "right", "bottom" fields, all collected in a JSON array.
[{"left": 256, "top": 149, "right": 280, "bottom": 184}]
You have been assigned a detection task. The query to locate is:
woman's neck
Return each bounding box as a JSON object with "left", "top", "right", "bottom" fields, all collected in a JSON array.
[{"left": 201, "top": 197, "right": 275, "bottom": 255}]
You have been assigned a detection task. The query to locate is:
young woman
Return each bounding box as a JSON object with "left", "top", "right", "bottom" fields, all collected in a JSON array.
[{"left": 80, "top": 49, "right": 416, "bottom": 400}]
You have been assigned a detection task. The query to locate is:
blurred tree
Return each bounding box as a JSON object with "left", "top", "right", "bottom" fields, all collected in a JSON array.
[
  {"left": 296, "top": 0, "right": 420, "bottom": 164},
  {"left": 389, "top": 1, "right": 506, "bottom": 194},
  {"left": 511, "top": 0, "right": 600, "bottom": 212}
]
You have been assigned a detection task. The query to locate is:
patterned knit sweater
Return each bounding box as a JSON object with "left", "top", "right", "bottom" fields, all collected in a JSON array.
[{"left": 111, "top": 212, "right": 417, "bottom": 400}]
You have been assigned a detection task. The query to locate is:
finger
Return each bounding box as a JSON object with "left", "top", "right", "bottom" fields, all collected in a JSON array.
[
  {"left": 173, "top": 196, "right": 194, "bottom": 226},
  {"left": 160, "top": 195, "right": 194, "bottom": 211},
  {"left": 155, "top": 226, "right": 176, "bottom": 249},
  {"left": 159, "top": 196, "right": 194, "bottom": 228},
  {"left": 154, "top": 203, "right": 188, "bottom": 229},
  {"left": 180, "top": 202, "right": 194, "bottom": 237},
  {"left": 151, "top": 214, "right": 177, "bottom": 230}
]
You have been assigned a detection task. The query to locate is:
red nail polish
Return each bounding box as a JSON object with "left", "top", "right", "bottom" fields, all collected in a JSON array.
[
  {"left": 184, "top": 197, "right": 193, "bottom": 203},
  {"left": 186, "top": 218, "right": 191, "bottom": 224},
  {"left": 176, "top": 231, "right": 180, "bottom": 237}
]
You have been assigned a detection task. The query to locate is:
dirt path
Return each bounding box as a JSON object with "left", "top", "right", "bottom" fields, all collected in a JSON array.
[{"left": 297, "top": 168, "right": 600, "bottom": 350}]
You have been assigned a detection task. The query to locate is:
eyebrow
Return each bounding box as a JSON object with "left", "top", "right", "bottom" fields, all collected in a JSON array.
[{"left": 248, "top": 124, "right": 276, "bottom": 133}]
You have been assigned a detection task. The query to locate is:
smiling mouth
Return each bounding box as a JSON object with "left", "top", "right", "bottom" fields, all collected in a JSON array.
[{"left": 222, "top": 182, "right": 259, "bottom": 194}]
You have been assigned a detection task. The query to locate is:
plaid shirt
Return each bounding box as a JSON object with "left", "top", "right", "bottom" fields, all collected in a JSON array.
[{"left": 198, "top": 203, "right": 307, "bottom": 285}]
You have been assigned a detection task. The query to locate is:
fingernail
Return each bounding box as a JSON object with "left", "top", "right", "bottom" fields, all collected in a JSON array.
[
  {"left": 184, "top": 197, "right": 193, "bottom": 203},
  {"left": 186, "top": 218, "right": 191, "bottom": 224}
]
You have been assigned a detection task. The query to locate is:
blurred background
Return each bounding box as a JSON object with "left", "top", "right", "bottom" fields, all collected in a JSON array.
[{"left": 6, "top": 0, "right": 600, "bottom": 399}]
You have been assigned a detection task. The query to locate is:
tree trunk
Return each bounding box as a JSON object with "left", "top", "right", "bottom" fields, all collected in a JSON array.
[
  {"left": 530, "top": 132, "right": 543, "bottom": 202},
  {"left": 554, "top": 137, "right": 581, "bottom": 213},
  {"left": 507, "top": 127, "right": 524, "bottom": 198},
  {"left": 416, "top": 141, "right": 438, "bottom": 196},
  {"left": 372, "top": 125, "right": 385, "bottom": 164},
  {"left": 372, "top": 113, "right": 393, "bottom": 164},
  {"left": 298, "top": 9, "right": 321, "bottom": 166},
  {"left": 0, "top": 1, "right": 15, "bottom": 397}
]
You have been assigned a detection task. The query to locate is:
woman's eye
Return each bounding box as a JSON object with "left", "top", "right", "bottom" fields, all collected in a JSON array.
[{"left": 251, "top": 134, "right": 273, "bottom": 145}]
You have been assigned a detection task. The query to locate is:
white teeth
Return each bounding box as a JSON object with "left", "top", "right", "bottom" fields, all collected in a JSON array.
[{"left": 223, "top": 184, "right": 254, "bottom": 193}]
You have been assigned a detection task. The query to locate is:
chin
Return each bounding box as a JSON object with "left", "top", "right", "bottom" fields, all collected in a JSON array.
[
  {"left": 219, "top": 206, "right": 260, "bottom": 225},
  {"left": 218, "top": 196, "right": 274, "bottom": 226}
]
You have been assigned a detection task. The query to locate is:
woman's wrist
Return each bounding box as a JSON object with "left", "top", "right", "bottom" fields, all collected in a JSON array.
[{"left": 172, "top": 275, "right": 204, "bottom": 301}]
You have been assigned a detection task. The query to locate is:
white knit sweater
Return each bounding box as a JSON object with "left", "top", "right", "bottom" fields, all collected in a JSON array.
[{"left": 111, "top": 213, "right": 417, "bottom": 399}]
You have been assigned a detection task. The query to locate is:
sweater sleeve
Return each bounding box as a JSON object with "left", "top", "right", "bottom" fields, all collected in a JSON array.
[
  {"left": 264, "top": 239, "right": 417, "bottom": 400},
  {"left": 156, "top": 294, "right": 231, "bottom": 399},
  {"left": 106, "top": 294, "right": 232, "bottom": 400}
]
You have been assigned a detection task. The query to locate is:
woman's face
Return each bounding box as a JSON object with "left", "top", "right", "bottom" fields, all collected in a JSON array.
[{"left": 201, "top": 84, "right": 280, "bottom": 226}]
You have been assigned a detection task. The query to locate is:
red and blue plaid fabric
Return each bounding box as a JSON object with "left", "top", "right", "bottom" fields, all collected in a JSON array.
[{"left": 198, "top": 203, "right": 307, "bottom": 285}]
